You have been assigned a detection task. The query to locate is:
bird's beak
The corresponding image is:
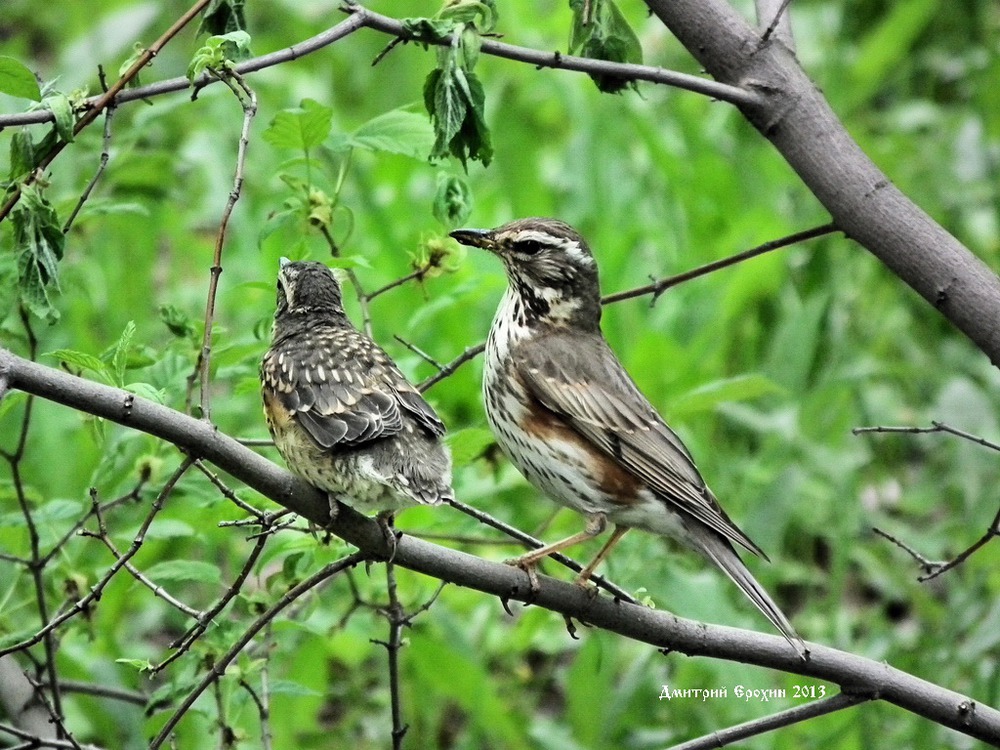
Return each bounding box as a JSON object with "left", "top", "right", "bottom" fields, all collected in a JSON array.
[
  {"left": 279, "top": 256, "right": 291, "bottom": 269},
  {"left": 449, "top": 228, "right": 496, "bottom": 253}
]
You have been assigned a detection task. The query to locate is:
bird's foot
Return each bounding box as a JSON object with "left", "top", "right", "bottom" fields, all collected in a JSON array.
[
  {"left": 503, "top": 555, "right": 542, "bottom": 602},
  {"left": 375, "top": 511, "right": 400, "bottom": 564},
  {"left": 573, "top": 577, "right": 601, "bottom": 599}
]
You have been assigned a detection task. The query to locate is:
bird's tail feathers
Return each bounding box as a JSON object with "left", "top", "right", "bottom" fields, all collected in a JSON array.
[{"left": 694, "top": 529, "right": 807, "bottom": 659}]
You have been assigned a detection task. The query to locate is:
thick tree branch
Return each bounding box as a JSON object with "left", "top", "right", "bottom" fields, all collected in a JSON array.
[
  {"left": 1, "top": 348, "right": 999, "bottom": 745},
  {"left": 644, "top": 0, "right": 1000, "bottom": 368}
]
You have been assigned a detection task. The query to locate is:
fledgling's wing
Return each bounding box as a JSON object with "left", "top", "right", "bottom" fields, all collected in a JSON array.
[{"left": 262, "top": 325, "right": 443, "bottom": 450}]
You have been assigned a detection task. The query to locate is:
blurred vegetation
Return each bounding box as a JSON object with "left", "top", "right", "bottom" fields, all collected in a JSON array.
[{"left": 1, "top": 0, "right": 999, "bottom": 748}]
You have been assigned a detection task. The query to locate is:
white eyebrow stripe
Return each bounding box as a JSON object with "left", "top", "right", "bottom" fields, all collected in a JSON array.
[{"left": 509, "top": 230, "right": 595, "bottom": 266}]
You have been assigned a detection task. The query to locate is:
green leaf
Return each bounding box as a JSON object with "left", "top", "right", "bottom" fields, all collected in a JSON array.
[
  {"left": 9, "top": 129, "right": 36, "bottom": 181},
  {"left": 11, "top": 185, "right": 64, "bottom": 323},
  {"left": 113, "top": 321, "right": 136, "bottom": 387},
  {"left": 199, "top": 0, "right": 247, "bottom": 36},
  {"left": 445, "top": 427, "right": 494, "bottom": 466},
  {"left": 118, "top": 42, "right": 147, "bottom": 89},
  {"left": 187, "top": 30, "right": 252, "bottom": 82},
  {"left": 569, "top": 0, "right": 643, "bottom": 93},
  {"left": 440, "top": 0, "right": 498, "bottom": 34},
  {"left": 159, "top": 304, "right": 196, "bottom": 338},
  {"left": 350, "top": 109, "right": 434, "bottom": 159},
  {"left": 0, "top": 56, "right": 41, "bottom": 101},
  {"left": 42, "top": 94, "right": 75, "bottom": 143},
  {"left": 433, "top": 173, "right": 473, "bottom": 227},
  {"left": 144, "top": 560, "right": 222, "bottom": 584},
  {"left": 45, "top": 349, "right": 110, "bottom": 379},
  {"left": 125, "top": 382, "right": 166, "bottom": 404},
  {"left": 425, "top": 65, "right": 492, "bottom": 168},
  {"left": 262, "top": 98, "right": 333, "bottom": 153},
  {"left": 116, "top": 658, "right": 155, "bottom": 672},
  {"left": 267, "top": 680, "right": 322, "bottom": 698},
  {"left": 669, "top": 374, "right": 784, "bottom": 417},
  {"left": 401, "top": 17, "right": 458, "bottom": 45}
]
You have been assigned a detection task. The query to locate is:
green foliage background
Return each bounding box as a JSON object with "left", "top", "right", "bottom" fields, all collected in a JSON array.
[{"left": 1, "top": 0, "right": 999, "bottom": 747}]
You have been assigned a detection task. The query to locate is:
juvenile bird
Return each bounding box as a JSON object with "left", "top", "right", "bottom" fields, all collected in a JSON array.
[
  {"left": 451, "top": 218, "right": 805, "bottom": 657},
  {"left": 261, "top": 259, "right": 453, "bottom": 526}
]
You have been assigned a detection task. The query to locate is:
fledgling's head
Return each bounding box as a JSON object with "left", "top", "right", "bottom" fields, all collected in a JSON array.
[
  {"left": 450, "top": 217, "right": 601, "bottom": 329},
  {"left": 273, "top": 259, "right": 345, "bottom": 322}
]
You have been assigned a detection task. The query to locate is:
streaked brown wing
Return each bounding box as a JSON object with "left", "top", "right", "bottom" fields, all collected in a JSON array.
[
  {"left": 261, "top": 335, "right": 403, "bottom": 449},
  {"left": 515, "top": 332, "right": 764, "bottom": 557}
]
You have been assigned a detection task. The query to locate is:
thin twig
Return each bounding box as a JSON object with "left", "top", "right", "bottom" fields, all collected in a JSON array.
[
  {"left": 601, "top": 222, "right": 836, "bottom": 305},
  {"left": 418, "top": 343, "right": 486, "bottom": 393},
  {"left": 0, "top": 15, "right": 369, "bottom": 130},
  {"left": 196, "top": 70, "right": 257, "bottom": 421},
  {"left": 383, "top": 562, "right": 408, "bottom": 749},
  {"left": 445, "top": 497, "right": 636, "bottom": 604},
  {"left": 858, "top": 421, "right": 1000, "bottom": 579},
  {"left": 62, "top": 106, "right": 115, "bottom": 233},
  {"left": 0, "top": 0, "right": 213, "bottom": 223},
  {"left": 367, "top": 267, "right": 429, "bottom": 301},
  {"left": 667, "top": 691, "right": 868, "bottom": 750},
  {"left": 853, "top": 420, "right": 1000, "bottom": 452},
  {"left": 193, "top": 459, "right": 267, "bottom": 520},
  {"left": 393, "top": 335, "right": 443, "bottom": 370},
  {"left": 3, "top": 312, "right": 64, "bottom": 735},
  {"left": 156, "top": 521, "right": 272, "bottom": 673},
  {"left": 760, "top": 0, "right": 795, "bottom": 44},
  {"left": 342, "top": 3, "right": 762, "bottom": 108},
  {"left": 0, "top": 459, "right": 194, "bottom": 660},
  {"left": 149, "top": 551, "right": 367, "bottom": 749},
  {"left": 89, "top": 489, "right": 203, "bottom": 618}
]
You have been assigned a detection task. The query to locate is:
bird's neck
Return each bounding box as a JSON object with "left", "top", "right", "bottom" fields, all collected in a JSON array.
[
  {"left": 272, "top": 309, "right": 346, "bottom": 342},
  {"left": 487, "top": 285, "right": 600, "bottom": 366}
]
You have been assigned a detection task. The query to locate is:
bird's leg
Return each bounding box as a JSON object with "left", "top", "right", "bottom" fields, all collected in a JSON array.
[
  {"left": 575, "top": 526, "right": 629, "bottom": 590},
  {"left": 504, "top": 513, "right": 608, "bottom": 595},
  {"left": 375, "top": 510, "right": 399, "bottom": 564}
]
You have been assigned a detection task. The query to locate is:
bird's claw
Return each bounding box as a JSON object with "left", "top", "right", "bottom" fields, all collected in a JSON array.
[{"left": 503, "top": 557, "right": 541, "bottom": 603}]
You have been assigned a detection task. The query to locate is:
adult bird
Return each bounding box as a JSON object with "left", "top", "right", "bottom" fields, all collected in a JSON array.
[
  {"left": 261, "top": 259, "right": 453, "bottom": 533},
  {"left": 451, "top": 218, "right": 805, "bottom": 657}
]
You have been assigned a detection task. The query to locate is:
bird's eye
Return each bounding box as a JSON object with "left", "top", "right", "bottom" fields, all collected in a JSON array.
[{"left": 516, "top": 239, "right": 545, "bottom": 256}]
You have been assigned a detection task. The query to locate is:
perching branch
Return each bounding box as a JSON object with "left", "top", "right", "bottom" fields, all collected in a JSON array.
[{"left": 2, "top": 348, "right": 999, "bottom": 745}]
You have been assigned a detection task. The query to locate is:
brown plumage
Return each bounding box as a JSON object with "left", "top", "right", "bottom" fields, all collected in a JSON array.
[
  {"left": 261, "top": 259, "right": 453, "bottom": 515},
  {"left": 451, "top": 218, "right": 806, "bottom": 658}
]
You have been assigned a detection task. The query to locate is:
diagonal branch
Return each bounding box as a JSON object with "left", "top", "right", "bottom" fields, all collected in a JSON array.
[
  {"left": 644, "top": 0, "right": 1000, "bottom": 368},
  {"left": 668, "top": 691, "right": 868, "bottom": 750},
  {"left": 2, "top": 347, "right": 999, "bottom": 745}
]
